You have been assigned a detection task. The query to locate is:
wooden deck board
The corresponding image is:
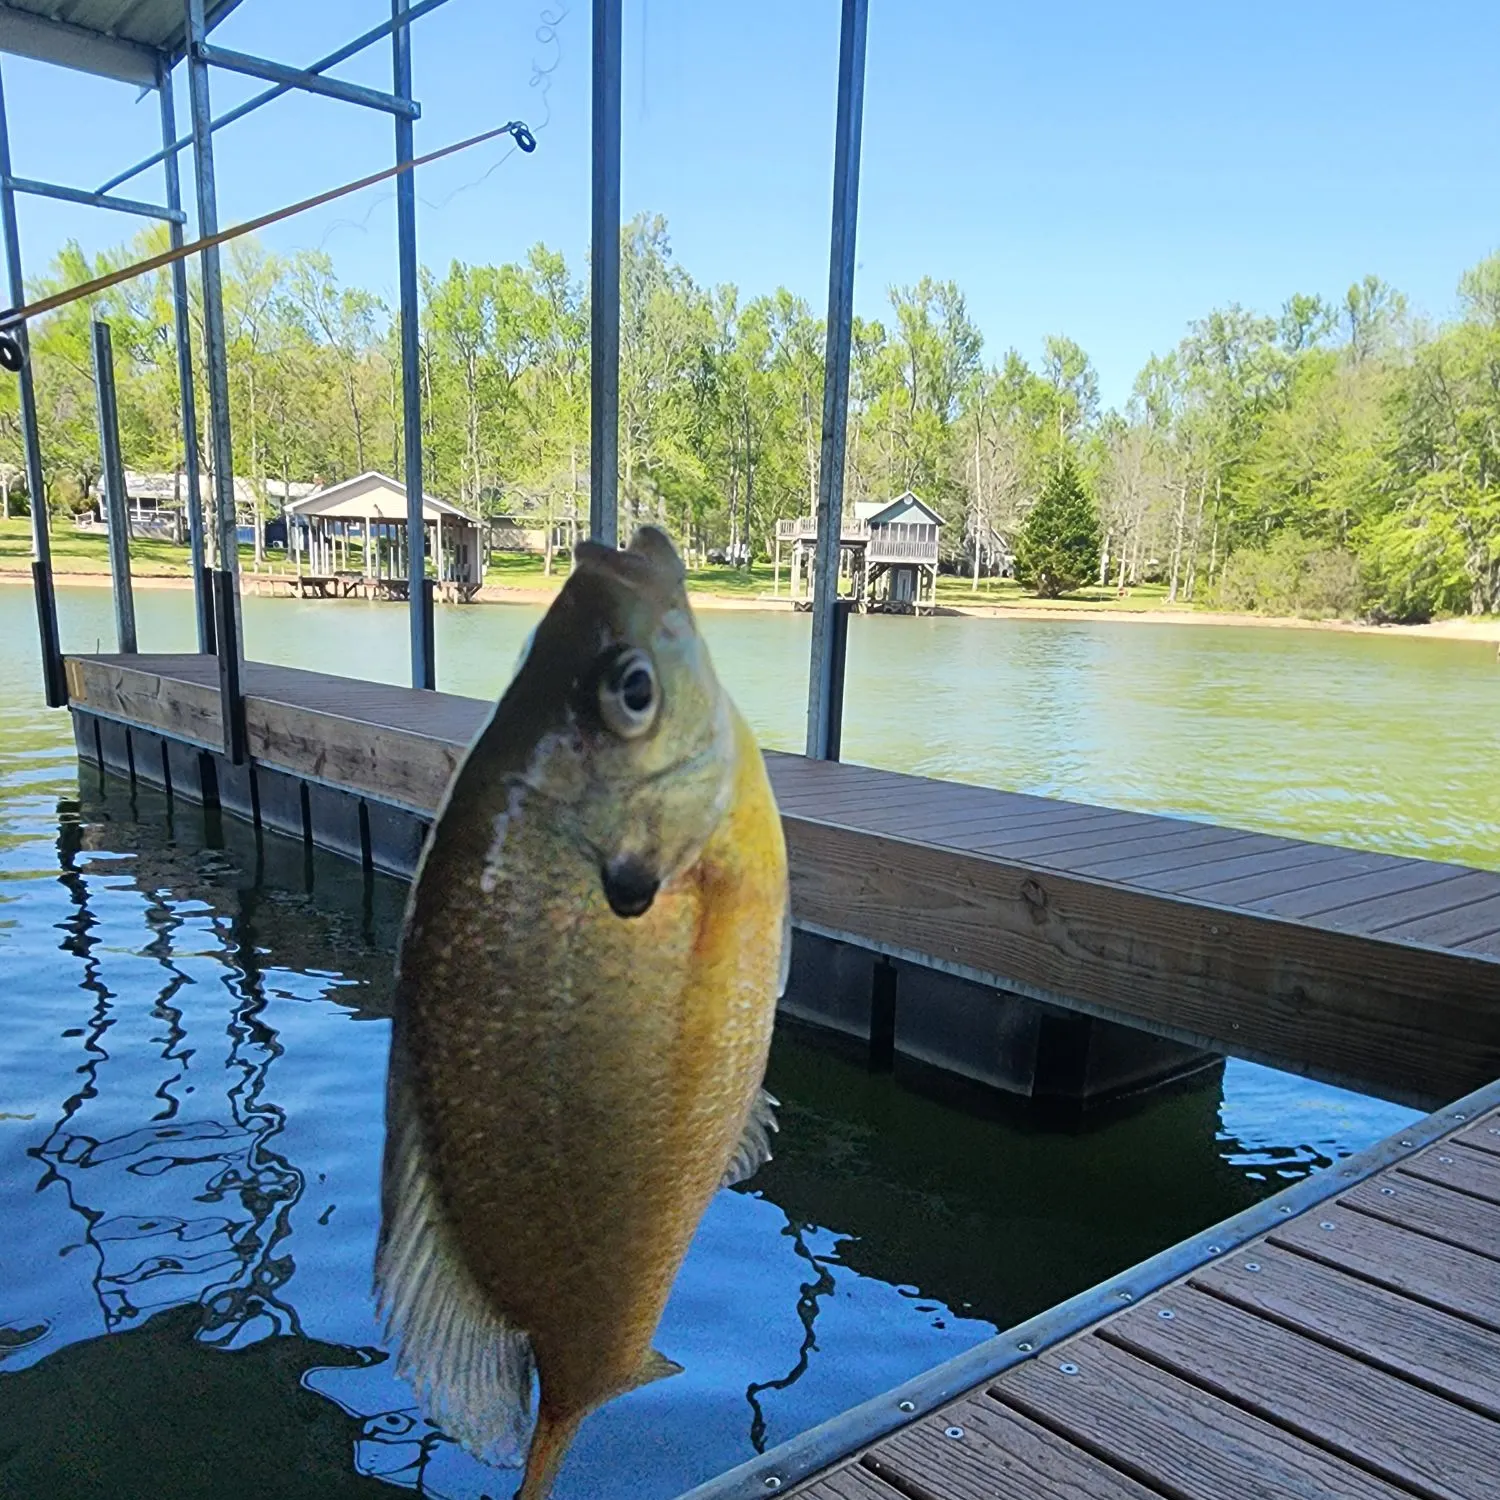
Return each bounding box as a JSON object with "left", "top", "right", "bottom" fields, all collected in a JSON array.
[
  {"left": 1100, "top": 1285, "right": 1500, "bottom": 1499},
  {"left": 1452, "top": 1119, "right": 1500, "bottom": 1158},
  {"left": 1339, "top": 1175, "right": 1500, "bottom": 1261},
  {"left": 1399, "top": 1141, "right": 1500, "bottom": 1204},
  {"left": 866, "top": 1396, "right": 1160, "bottom": 1500},
  {"left": 781, "top": 1101, "right": 1500, "bottom": 1500},
  {"left": 995, "top": 1337, "right": 1412, "bottom": 1500},
  {"left": 1239, "top": 860, "right": 1478, "bottom": 920},
  {"left": 1318, "top": 870, "right": 1500, "bottom": 934},
  {"left": 1270, "top": 1208, "right": 1500, "bottom": 1330},
  {"left": 1191, "top": 1247, "right": 1500, "bottom": 1418},
  {"left": 789, "top": 1468, "right": 907, "bottom": 1500}
]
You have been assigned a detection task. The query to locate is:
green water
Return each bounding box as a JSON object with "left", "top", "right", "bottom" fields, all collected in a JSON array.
[{"left": 3, "top": 580, "right": 1483, "bottom": 1499}]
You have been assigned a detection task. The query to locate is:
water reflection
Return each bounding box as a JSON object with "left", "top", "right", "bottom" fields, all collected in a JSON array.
[{"left": 0, "top": 772, "right": 1421, "bottom": 1500}]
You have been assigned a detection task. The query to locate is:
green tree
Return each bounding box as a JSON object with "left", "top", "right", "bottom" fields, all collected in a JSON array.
[{"left": 1014, "top": 453, "right": 1100, "bottom": 597}]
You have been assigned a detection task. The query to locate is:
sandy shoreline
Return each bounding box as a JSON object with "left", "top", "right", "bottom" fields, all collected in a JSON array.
[{"left": 5, "top": 568, "right": 1498, "bottom": 642}]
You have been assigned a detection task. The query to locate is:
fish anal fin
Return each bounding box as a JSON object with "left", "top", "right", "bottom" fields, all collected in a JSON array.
[
  {"left": 374, "top": 1066, "right": 535, "bottom": 1465},
  {"left": 627, "top": 1348, "right": 685, "bottom": 1392},
  {"left": 720, "top": 1086, "right": 779, "bottom": 1188}
]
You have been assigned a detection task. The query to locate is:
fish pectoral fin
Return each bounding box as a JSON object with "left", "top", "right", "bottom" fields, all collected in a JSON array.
[
  {"left": 626, "top": 1348, "right": 686, "bottom": 1392},
  {"left": 720, "top": 1086, "right": 780, "bottom": 1189},
  {"left": 374, "top": 1058, "right": 535, "bottom": 1465}
]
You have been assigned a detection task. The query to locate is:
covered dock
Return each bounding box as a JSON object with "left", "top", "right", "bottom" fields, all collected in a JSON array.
[{"left": 285, "top": 471, "right": 483, "bottom": 601}]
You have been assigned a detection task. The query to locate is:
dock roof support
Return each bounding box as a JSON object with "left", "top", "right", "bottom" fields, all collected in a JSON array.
[
  {"left": 185, "top": 0, "right": 246, "bottom": 761},
  {"left": 590, "top": 0, "right": 621, "bottom": 548},
  {"left": 158, "top": 57, "right": 213, "bottom": 655},
  {"left": 393, "top": 0, "right": 434, "bottom": 689},
  {"left": 805, "top": 0, "right": 868, "bottom": 761},
  {"left": 0, "top": 60, "right": 64, "bottom": 707},
  {"left": 96, "top": 0, "right": 452, "bottom": 196},
  {"left": 91, "top": 319, "right": 137, "bottom": 654}
]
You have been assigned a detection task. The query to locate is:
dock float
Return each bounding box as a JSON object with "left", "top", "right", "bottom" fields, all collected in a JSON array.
[
  {"left": 686, "top": 1075, "right": 1500, "bottom": 1500},
  {"left": 63, "top": 651, "right": 1500, "bottom": 1111}
]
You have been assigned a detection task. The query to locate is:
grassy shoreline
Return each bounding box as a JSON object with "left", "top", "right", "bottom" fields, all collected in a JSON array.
[{"left": 4, "top": 520, "right": 1497, "bottom": 642}]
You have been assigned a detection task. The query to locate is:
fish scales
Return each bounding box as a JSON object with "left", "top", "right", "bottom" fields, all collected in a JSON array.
[{"left": 376, "top": 526, "right": 789, "bottom": 1500}]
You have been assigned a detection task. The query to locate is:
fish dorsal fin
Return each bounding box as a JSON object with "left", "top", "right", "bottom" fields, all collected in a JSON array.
[
  {"left": 625, "top": 1348, "right": 685, "bottom": 1393},
  {"left": 374, "top": 1059, "right": 536, "bottom": 1463},
  {"left": 720, "top": 1087, "right": 780, "bottom": 1188}
]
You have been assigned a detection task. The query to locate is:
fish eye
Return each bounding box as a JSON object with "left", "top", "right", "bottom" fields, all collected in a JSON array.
[{"left": 599, "top": 649, "right": 658, "bottom": 739}]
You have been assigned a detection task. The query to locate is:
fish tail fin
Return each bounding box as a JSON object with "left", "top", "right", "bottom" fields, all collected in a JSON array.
[
  {"left": 375, "top": 1065, "right": 535, "bottom": 1464},
  {"left": 517, "top": 1403, "right": 586, "bottom": 1500}
]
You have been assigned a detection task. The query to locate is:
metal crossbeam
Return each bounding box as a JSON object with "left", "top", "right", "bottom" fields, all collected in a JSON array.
[
  {"left": 98, "top": 0, "right": 451, "bottom": 194},
  {"left": 6, "top": 174, "right": 185, "bottom": 222},
  {"left": 194, "top": 40, "right": 421, "bottom": 119}
]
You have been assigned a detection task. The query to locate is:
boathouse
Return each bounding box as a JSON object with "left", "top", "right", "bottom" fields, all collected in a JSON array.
[
  {"left": 285, "top": 472, "right": 483, "bottom": 600},
  {"left": 775, "top": 491, "right": 944, "bottom": 612}
]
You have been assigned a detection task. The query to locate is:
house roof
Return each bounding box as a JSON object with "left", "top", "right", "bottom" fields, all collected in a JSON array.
[
  {"left": 864, "top": 491, "right": 944, "bottom": 528},
  {"left": 286, "top": 471, "right": 477, "bottom": 525}
]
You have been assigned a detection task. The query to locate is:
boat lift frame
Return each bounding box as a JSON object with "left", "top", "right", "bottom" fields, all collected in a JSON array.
[
  {"left": 13, "top": 0, "right": 870, "bottom": 759},
  {"left": 3, "top": 0, "right": 455, "bottom": 750}
]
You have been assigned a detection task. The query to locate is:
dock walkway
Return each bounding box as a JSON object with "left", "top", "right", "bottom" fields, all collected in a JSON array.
[
  {"left": 764, "top": 1085, "right": 1500, "bottom": 1500},
  {"left": 63, "top": 652, "right": 1500, "bottom": 1107}
]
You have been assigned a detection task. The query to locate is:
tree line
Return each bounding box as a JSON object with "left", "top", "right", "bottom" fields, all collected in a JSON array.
[{"left": 3, "top": 213, "right": 1497, "bottom": 619}]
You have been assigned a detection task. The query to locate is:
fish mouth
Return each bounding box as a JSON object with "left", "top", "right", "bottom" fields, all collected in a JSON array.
[{"left": 601, "top": 856, "right": 660, "bottom": 919}]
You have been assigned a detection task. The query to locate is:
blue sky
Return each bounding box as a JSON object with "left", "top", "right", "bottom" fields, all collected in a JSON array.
[{"left": 3, "top": 0, "right": 1498, "bottom": 407}]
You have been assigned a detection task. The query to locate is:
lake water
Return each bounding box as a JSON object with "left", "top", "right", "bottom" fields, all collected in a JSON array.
[{"left": 5, "top": 579, "right": 1488, "bottom": 1499}]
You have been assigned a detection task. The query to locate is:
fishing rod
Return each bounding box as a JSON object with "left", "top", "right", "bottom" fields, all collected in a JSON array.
[{"left": 0, "top": 118, "right": 537, "bottom": 372}]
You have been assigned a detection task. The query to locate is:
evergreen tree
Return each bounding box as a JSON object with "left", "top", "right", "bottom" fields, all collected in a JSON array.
[{"left": 1014, "top": 452, "right": 1101, "bottom": 597}]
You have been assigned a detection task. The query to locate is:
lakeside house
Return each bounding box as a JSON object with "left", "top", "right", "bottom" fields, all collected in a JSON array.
[
  {"left": 775, "top": 490, "right": 944, "bottom": 613},
  {"left": 86, "top": 471, "right": 316, "bottom": 544}
]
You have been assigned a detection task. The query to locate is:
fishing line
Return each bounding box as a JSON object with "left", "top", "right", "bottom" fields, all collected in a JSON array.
[
  {"left": 313, "top": 2, "right": 570, "bottom": 247},
  {"left": 0, "top": 116, "right": 539, "bottom": 370}
]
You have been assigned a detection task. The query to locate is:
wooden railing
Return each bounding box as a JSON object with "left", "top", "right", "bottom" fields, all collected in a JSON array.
[
  {"left": 868, "top": 535, "right": 939, "bottom": 563},
  {"left": 776, "top": 516, "right": 870, "bottom": 543}
]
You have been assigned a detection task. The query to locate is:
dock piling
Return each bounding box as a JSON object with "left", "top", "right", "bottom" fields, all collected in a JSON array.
[
  {"left": 590, "top": 0, "right": 622, "bottom": 549},
  {"left": 806, "top": 0, "right": 868, "bottom": 760}
]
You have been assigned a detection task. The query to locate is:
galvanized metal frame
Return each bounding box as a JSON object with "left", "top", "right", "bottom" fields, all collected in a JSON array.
[
  {"left": 589, "top": 0, "right": 621, "bottom": 548},
  {"left": 96, "top": 0, "right": 452, "bottom": 195},
  {"left": 393, "top": 0, "right": 433, "bottom": 689},
  {"left": 90, "top": 318, "right": 137, "bottom": 654},
  {"left": 6, "top": 174, "right": 185, "bottom": 222},
  {"left": 0, "top": 58, "right": 64, "bottom": 706},
  {"left": 185, "top": 0, "right": 246, "bottom": 761},
  {"left": 805, "top": 0, "right": 868, "bottom": 761},
  {"left": 5, "top": 0, "right": 449, "bottom": 705},
  {"left": 157, "top": 53, "right": 213, "bottom": 654},
  {"left": 676, "top": 1071, "right": 1500, "bottom": 1500},
  {"left": 195, "top": 40, "right": 420, "bottom": 120}
]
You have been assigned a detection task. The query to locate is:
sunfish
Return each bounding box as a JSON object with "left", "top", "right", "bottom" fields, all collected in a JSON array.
[{"left": 375, "top": 526, "right": 790, "bottom": 1499}]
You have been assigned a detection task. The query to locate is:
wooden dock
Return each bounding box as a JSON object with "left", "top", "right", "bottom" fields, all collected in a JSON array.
[
  {"left": 62, "top": 652, "right": 1500, "bottom": 1107},
  {"left": 683, "top": 1076, "right": 1500, "bottom": 1500}
]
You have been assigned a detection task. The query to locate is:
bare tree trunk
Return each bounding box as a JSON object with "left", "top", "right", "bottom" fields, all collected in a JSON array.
[
  {"left": 1168, "top": 480, "right": 1188, "bottom": 602},
  {"left": 1184, "top": 471, "right": 1208, "bottom": 601},
  {"left": 972, "top": 423, "right": 983, "bottom": 590}
]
